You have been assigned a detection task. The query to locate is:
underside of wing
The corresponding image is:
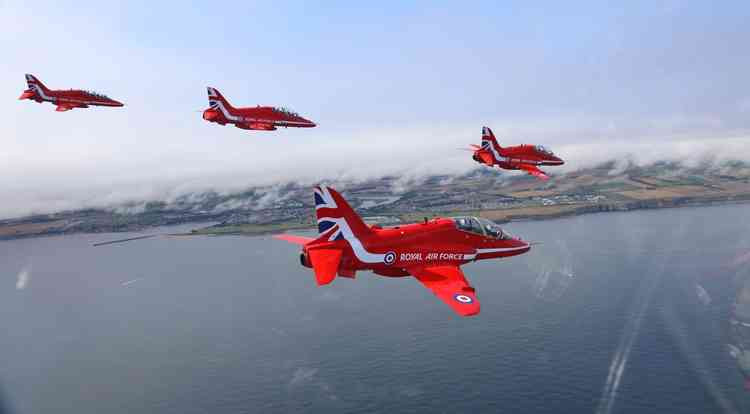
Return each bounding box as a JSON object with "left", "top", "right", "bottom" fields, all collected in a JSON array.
[
  {"left": 518, "top": 163, "right": 549, "bottom": 180},
  {"left": 408, "top": 265, "right": 480, "bottom": 317},
  {"left": 55, "top": 104, "right": 74, "bottom": 112}
]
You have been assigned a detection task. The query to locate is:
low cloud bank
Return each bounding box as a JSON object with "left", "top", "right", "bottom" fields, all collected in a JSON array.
[{"left": 1, "top": 120, "right": 748, "bottom": 220}]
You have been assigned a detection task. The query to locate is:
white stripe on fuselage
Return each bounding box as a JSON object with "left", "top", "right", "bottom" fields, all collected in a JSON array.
[
  {"left": 482, "top": 140, "right": 544, "bottom": 166},
  {"left": 209, "top": 100, "right": 311, "bottom": 126},
  {"left": 29, "top": 84, "right": 54, "bottom": 102},
  {"left": 209, "top": 100, "right": 242, "bottom": 122},
  {"left": 321, "top": 218, "right": 526, "bottom": 265},
  {"left": 30, "top": 85, "right": 116, "bottom": 106},
  {"left": 476, "top": 246, "right": 529, "bottom": 254},
  {"left": 482, "top": 138, "right": 507, "bottom": 163},
  {"left": 323, "top": 217, "right": 385, "bottom": 264},
  {"left": 461, "top": 245, "right": 529, "bottom": 261}
]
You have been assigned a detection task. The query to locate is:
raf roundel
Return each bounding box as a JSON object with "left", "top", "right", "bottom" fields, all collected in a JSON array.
[
  {"left": 383, "top": 251, "right": 396, "bottom": 266},
  {"left": 454, "top": 294, "right": 474, "bottom": 304}
]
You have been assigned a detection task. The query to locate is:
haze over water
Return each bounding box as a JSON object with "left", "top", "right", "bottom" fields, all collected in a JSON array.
[{"left": 2, "top": 205, "right": 750, "bottom": 413}]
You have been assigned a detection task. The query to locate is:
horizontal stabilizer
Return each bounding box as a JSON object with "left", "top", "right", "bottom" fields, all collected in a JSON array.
[
  {"left": 308, "top": 248, "right": 342, "bottom": 286},
  {"left": 478, "top": 152, "right": 494, "bottom": 165},
  {"left": 273, "top": 234, "right": 314, "bottom": 245}
]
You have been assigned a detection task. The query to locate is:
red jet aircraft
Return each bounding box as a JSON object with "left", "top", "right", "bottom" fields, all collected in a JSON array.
[
  {"left": 275, "top": 186, "right": 531, "bottom": 317},
  {"left": 202, "top": 87, "right": 316, "bottom": 131},
  {"left": 18, "top": 74, "right": 123, "bottom": 111},
  {"left": 470, "top": 126, "right": 564, "bottom": 180}
]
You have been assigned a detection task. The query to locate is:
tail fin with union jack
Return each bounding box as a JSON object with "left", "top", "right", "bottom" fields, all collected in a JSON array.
[
  {"left": 206, "top": 87, "right": 235, "bottom": 112},
  {"left": 481, "top": 126, "right": 501, "bottom": 150},
  {"left": 314, "top": 186, "right": 373, "bottom": 241}
]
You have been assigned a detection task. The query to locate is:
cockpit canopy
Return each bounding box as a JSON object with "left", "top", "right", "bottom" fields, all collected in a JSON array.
[
  {"left": 452, "top": 216, "right": 513, "bottom": 240},
  {"left": 535, "top": 145, "right": 554, "bottom": 155},
  {"left": 274, "top": 107, "right": 299, "bottom": 117},
  {"left": 84, "top": 90, "right": 110, "bottom": 99}
]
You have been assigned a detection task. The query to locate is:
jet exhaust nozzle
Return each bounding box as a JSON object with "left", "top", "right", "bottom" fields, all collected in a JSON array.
[
  {"left": 19, "top": 91, "right": 34, "bottom": 100},
  {"left": 300, "top": 252, "right": 312, "bottom": 268}
]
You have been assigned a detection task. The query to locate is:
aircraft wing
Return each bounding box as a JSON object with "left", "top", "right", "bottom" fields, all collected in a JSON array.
[
  {"left": 55, "top": 104, "right": 74, "bottom": 112},
  {"left": 518, "top": 164, "right": 549, "bottom": 180},
  {"left": 408, "top": 265, "right": 481, "bottom": 317}
]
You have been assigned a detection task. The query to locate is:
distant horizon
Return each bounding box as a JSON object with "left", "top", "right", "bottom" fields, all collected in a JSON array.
[{"left": 2, "top": 153, "right": 748, "bottom": 221}]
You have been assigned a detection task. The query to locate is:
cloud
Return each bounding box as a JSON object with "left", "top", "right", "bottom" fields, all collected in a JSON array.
[{"left": 1, "top": 117, "right": 749, "bottom": 219}]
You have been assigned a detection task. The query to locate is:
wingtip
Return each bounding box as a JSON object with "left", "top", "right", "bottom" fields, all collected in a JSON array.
[{"left": 457, "top": 304, "right": 481, "bottom": 317}]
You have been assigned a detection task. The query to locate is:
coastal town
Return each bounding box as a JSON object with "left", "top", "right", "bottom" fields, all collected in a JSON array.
[{"left": 2, "top": 160, "right": 750, "bottom": 239}]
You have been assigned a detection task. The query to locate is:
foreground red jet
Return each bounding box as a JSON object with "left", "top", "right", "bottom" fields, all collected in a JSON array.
[
  {"left": 470, "top": 126, "right": 564, "bottom": 180},
  {"left": 274, "top": 186, "right": 531, "bottom": 317},
  {"left": 202, "top": 87, "right": 316, "bottom": 131},
  {"left": 18, "top": 74, "right": 123, "bottom": 111}
]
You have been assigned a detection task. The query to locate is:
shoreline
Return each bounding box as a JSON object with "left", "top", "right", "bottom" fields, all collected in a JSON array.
[{"left": 4, "top": 194, "right": 746, "bottom": 242}]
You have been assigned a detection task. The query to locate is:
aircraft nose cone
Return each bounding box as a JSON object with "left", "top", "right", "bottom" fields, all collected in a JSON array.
[
  {"left": 521, "top": 240, "right": 532, "bottom": 252},
  {"left": 512, "top": 239, "right": 533, "bottom": 254},
  {"left": 111, "top": 100, "right": 124, "bottom": 107}
]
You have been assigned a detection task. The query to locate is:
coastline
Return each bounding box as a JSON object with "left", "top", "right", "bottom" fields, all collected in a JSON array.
[
  {"left": 2, "top": 194, "right": 741, "bottom": 242},
  {"left": 4, "top": 162, "right": 750, "bottom": 241}
]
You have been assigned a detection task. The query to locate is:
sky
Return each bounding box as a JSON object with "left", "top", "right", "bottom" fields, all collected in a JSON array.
[{"left": 1, "top": 1, "right": 750, "bottom": 219}]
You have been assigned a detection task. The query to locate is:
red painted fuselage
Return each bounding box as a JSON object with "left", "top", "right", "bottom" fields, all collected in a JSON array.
[
  {"left": 18, "top": 74, "right": 123, "bottom": 111},
  {"left": 275, "top": 186, "right": 531, "bottom": 317},
  {"left": 472, "top": 126, "right": 564, "bottom": 180},
  {"left": 202, "top": 87, "right": 316, "bottom": 131}
]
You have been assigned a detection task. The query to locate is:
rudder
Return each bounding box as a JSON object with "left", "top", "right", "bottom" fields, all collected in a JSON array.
[
  {"left": 481, "top": 126, "right": 500, "bottom": 150},
  {"left": 206, "top": 87, "right": 234, "bottom": 111},
  {"left": 313, "top": 186, "right": 373, "bottom": 241},
  {"left": 25, "top": 74, "right": 50, "bottom": 93}
]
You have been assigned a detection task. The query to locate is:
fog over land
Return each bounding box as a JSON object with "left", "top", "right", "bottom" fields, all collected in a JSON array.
[{"left": 2, "top": 125, "right": 748, "bottom": 220}]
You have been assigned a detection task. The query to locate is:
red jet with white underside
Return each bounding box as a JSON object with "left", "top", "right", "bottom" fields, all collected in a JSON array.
[
  {"left": 202, "top": 87, "right": 316, "bottom": 131},
  {"left": 18, "top": 74, "right": 124, "bottom": 112},
  {"left": 275, "top": 186, "right": 531, "bottom": 317},
  {"left": 470, "top": 126, "right": 564, "bottom": 180}
]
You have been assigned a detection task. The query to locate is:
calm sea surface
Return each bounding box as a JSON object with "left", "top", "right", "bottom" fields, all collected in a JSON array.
[{"left": 2, "top": 205, "right": 750, "bottom": 413}]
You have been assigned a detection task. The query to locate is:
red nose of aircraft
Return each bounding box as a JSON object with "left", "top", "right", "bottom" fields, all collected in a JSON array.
[
  {"left": 517, "top": 239, "right": 532, "bottom": 254},
  {"left": 543, "top": 156, "right": 564, "bottom": 166}
]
